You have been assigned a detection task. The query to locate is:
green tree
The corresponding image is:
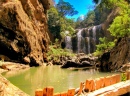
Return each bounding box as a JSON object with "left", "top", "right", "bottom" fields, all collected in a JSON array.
[
  {"left": 94, "top": 37, "right": 115, "bottom": 56},
  {"left": 94, "top": 0, "right": 130, "bottom": 56},
  {"left": 56, "top": 0, "right": 78, "bottom": 17},
  {"left": 84, "top": 10, "right": 95, "bottom": 27},
  {"left": 48, "top": 6, "right": 76, "bottom": 41},
  {"left": 48, "top": 7, "right": 61, "bottom": 39},
  {"left": 108, "top": 0, "right": 130, "bottom": 38},
  {"left": 75, "top": 10, "right": 95, "bottom": 28}
]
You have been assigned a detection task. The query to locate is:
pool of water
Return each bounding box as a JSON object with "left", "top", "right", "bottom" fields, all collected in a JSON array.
[{"left": 2, "top": 65, "right": 116, "bottom": 96}]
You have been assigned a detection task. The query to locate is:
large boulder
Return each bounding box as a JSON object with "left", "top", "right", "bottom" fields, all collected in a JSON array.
[{"left": 0, "top": 0, "right": 50, "bottom": 66}]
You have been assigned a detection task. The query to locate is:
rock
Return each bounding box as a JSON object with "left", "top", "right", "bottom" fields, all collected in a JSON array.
[
  {"left": 0, "top": 0, "right": 50, "bottom": 66},
  {"left": 61, "top": 60, "right": 80, "bottom": 68},
  {"left": 23, "top": 56, "right": 30, "bottom": 64},
  {"left": 119, "top": 63, "right": 130, "bottom": 72},
  {"left": 60, "top": 54, "right": 98, "bottom": 68},
  {"left": 100, "top": 37, "right": 130, "bottom": 72},
  {"left": 1, "top": 62, "right": 29, "bottom": 71},
  {"left": 0, "top": 74, "right": 29, "bottom": 96},
  {"left": 81, "top": 61, "right": 93, "bottom": 67}
]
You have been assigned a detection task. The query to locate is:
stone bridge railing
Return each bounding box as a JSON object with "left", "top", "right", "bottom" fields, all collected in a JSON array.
[{"left": 35, "top": 71, "right": 130, "bottom": 96}]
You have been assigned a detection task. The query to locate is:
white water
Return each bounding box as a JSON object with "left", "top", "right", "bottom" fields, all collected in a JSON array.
[
  {"left": 64, "top": 25, "right": 102, "bottom": 54},
  {"left": 77, "top": 29, "right": 83, "bottom": 53},
  {"left": 92, "top": 26, "right": 96, "bottom": 41},
  {"left": 86, "top": 37, "right": 90, "bottom": 54},
  {"left": 92, "top": 26, "right": 96, "bottom": 51},
  {"left": 65, "top": 36, "right": 72, "bottom": 50}
]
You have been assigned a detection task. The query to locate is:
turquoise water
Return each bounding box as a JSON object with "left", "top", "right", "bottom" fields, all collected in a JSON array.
[{"left": 2, "top": 66, "right": 115, "bottom": 96}]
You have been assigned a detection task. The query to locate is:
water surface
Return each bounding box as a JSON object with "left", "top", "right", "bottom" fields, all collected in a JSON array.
[{"left": 2, "top": 66, "right": 116, "bottom": 96}]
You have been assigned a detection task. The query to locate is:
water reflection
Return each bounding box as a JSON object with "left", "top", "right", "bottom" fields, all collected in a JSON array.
[{"left": 2, "top": 66, "right": 114, "bottom": 96}]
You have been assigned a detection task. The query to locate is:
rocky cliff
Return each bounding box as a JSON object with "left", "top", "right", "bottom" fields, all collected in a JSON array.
[
  {"left": 100, "top": 37, "right": 130, "bottom": 72},
  {"left": 0, "top": 0, "right": 50, "bottom": 66}
]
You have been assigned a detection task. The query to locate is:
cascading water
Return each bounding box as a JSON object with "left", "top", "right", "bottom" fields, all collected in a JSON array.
[
  {"left": 92, "top": 26, "right": 96, "bottom": 51},
  {"left": 64, "top": 24, "right": 104, "bottom": 54},
  {"left": 92, "top": 26, "right": 96, "bottom": 41},
  {"left": 77, "top": 29, "right": 86, "bottom": 53},
  {"left": 65, "top": 36, "right": 72, "bottom": 50},
  {"left": 86, "top": 37, "right": 90, "bottom": 54},
  {"left": 77, "top": 29, "right": 82, "bottom": 53}
]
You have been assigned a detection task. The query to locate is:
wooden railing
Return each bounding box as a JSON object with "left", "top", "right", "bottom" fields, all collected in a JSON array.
[{"left": 35, "top": 71, "right": 130, "bottom": 96}]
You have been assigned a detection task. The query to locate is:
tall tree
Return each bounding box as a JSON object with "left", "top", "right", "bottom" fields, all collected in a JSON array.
[
  {"left": 56, "top": 0, "right": 78, "bottom": 17},
  {"left": 48, "top": 7, "right": 61, "bottom": 39}
]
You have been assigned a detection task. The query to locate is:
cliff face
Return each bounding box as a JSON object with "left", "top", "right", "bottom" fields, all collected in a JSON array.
[
  {"left": 0, "top": 0, "right": 50, "bottom": 66},
  {"left": 100, "top": 37, "right": 130, "bottom": 72}
]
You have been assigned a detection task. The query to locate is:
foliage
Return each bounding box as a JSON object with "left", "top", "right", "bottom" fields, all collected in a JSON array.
[
  {"left": 48, "top": 6, "right": 61, "bottom": 39},
  {"left": 48, "top": 6, "right": 76, "bottom": 41},
  {"left": 94, "top": 37, "right": 115, "bottom": 56},
  {"left": 75, "top": 10, "right": 95, "bottom": 28},
  {"left": 121, "top": 73, "right": 127, "bottom": 81},
  {"left": 93, "top": 0, "right": 130, "bottom": 38},
  {"left": 83, "top": 10, "right": 95, "bottom": 27},
  {"left": 108, "top": 0, "right": 130, "bottom": 38},
  {"left": 93, "top": 0, "right": 130, "bottom": 56},
  {"left": 56, "top": 0, "right": 78, "bottom": 17},
  {"left": 47, "top": 45, "right": 75, "bottom": 61}
]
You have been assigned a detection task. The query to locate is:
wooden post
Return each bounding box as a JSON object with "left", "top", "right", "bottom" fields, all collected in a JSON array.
[
  {"left": 85, "top": 79, "right": 95, "bottom": 92},
  {"left": 85, "top": 79, "right": 90, "bottom": 92},
  {"left": 110, "top": 75, "right": 117, "bottom": 85},
  {"left": 46, "top": 86, "right": 54, "bottom": 96},
  {"left": 100, "top": 77, "right": 105, "bottom": 88},
  {"left": 67, "top": 88, "right": 75, "bottom": 96},
  {"left": 126, "top": 71, "right": 130, "bottom": 80},
  {"left": 115, "top": 74, "right": 121, "bottom": 83},
  {"left": 104, "top": 76, "right": 111, "bottom": 87},
  {"left": 43, "top": 88, "right": 47, "bottom": 96},
  {"left": 35, "top": 89, "right": 43, "bottom": 96},
  {"left": 95, "top": 78, "right": 101, "bottom": 90},
  {"left": 78, "top": 82, "right": 84, "bottom": 95}
]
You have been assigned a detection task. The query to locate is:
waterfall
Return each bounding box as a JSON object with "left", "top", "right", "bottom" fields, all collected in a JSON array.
[
  {"left": 92, "top": 26, "right": 96, "bottom": 51},
  {"left": 77, "top": 29, "right": 82, "bottom": 53},
  {"left": 86, "top": 37, "right": 90, "bottom": 54},
  {"left": 63, "top": 24, "right": 103, "bottom": 54},
  {"left": 92, "top": 26, "right": 96, "bottom": 41},
  {"left": 65, "top": 36, "right": 72, "bottom": 50}
]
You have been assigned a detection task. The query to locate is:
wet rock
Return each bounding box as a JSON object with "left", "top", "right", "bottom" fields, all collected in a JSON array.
[
  {"left": 61, "top": 60, "right": 80, "bottom": 68},
  {"left": 23, "top": 56, "right": 30, "bottom": 64},
  {"left": 61, "top": 54, "right": 97, "bottom": 68}
]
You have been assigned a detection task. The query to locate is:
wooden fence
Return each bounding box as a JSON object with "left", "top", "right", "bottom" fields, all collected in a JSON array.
[{"left": 35, "top": 71, "right": 130, "bottom": 96}]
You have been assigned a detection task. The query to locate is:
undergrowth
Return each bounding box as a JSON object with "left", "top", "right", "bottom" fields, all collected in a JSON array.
[{"left": 47, "top": 45, "right": 75, "bottom": 61}]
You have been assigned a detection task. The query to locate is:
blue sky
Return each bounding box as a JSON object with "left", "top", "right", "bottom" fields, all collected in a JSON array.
[{"left": 55, "top": 0, "right": 95, "bottom": 20}]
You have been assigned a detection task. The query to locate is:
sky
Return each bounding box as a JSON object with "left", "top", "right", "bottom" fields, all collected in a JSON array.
[{"left": 55, "top": 0, "right": 95, "bottom": 20}]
